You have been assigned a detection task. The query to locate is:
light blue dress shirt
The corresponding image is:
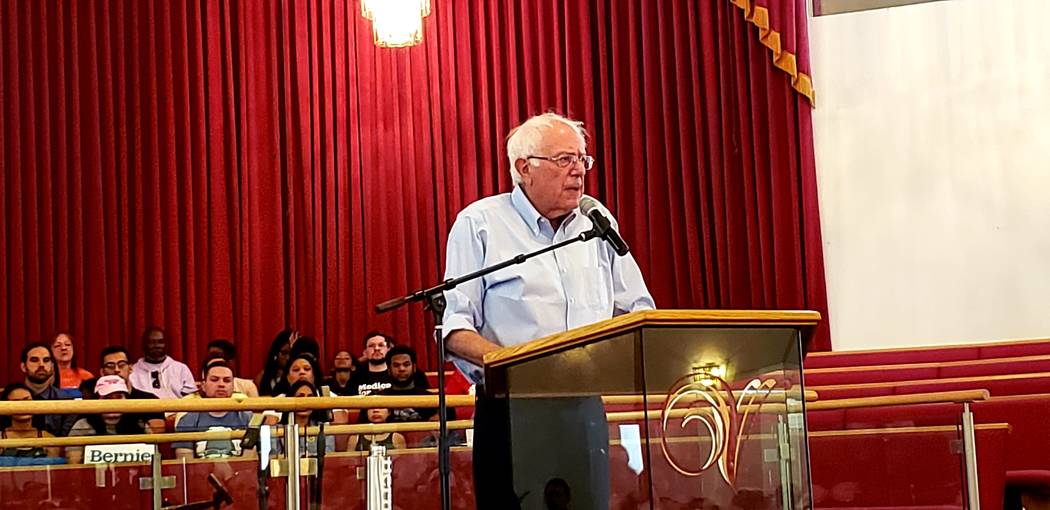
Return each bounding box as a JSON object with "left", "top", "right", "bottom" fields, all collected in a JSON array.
[{"left": 442, "top": 185, "right": 656, "bottom": 383}]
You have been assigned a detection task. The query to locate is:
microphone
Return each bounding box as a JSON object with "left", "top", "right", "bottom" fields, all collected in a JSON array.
[{"left": 579, "top": 197, "right": 630, "bottom": 256}]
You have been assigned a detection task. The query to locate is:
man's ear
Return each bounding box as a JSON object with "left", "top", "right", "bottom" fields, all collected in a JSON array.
[
  {"left": 516, "top": 159, "right": 531, "bottom": 183},
  {"left": 20, "top": 362, "right": 27, "bottom": 374}
]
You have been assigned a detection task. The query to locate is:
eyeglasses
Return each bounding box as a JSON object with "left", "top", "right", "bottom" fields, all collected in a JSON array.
[
  {"left": 151, "top": 370, "right": 161, "bottom": 389},
  {"left": 102, "top": 361, "right": 129, "bottom": 370},
  {"left": 527, "top": 154, "right": 595, "bottom": 170}
]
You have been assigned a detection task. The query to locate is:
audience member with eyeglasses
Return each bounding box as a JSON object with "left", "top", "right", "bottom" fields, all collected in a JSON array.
[
  {"left": 92, "top": 346, "right": 166, "bottom": 433},
  {"left": 442, "top": 112, "right": 654, "bottom": 509},
  {"left": 129, "top": 326, "right": 197, "bottom": 401}
]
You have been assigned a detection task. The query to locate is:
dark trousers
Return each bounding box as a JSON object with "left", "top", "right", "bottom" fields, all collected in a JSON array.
[{"left": 473, "top": 394, "right": 610, "bottom": 510}]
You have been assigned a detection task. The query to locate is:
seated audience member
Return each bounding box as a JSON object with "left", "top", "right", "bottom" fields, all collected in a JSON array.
[
  {"left": 255, "top": 329, "right": 295, "bottom": 396},
  {"left": 383, "top": 345, "right": 436, "bottom": 422},
  {"left": 0, "top": 383, "right": 61, "bottom": 461},
  {"left": 174, "top": 360, "right": 252, "bottom": 460},
  {"left": 346, "top": 407, "right": 406, "bottom": 452},
  {"left": 19, "top": 342, "right": 76, "bottom": 436},
  {"left": 358, "top": 333, "right": 395, "bottom": 365},
  {"left": 323, "top": 350, "right": 355, "bottom": 396},
  {"left": 273, "top": 352, "right": 324, "bottom": 396},
  {"left": 130, "top": 326, "right": 197, "bottom": 400},
  {"left": 349, "top": 331, "right": 394, "bottom": 396},
  {"left": 274, "top": 380, "right": 335, "bottom": 456},
  {"left": 52, "top": 333, "right": 93, "bottom": 390},
  {"left": 66, "top": 376, "right": 149, "bottom": 464},
  {"left": 206, "top": 339, "right": 259, "bottom": 397},
  {"left": 98, "top": 346, "right": 166, "bottom": 433}
]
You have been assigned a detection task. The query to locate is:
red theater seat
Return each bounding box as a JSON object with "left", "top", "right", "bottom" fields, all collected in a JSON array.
[
  {"left": 938, "top": 356, "right": 1050, "bottom": 379},
  {"left": 806, "top": 408, "right": 847, "bottom": 431},
  {"left": 809, "top": 373, "right": 1050, "bottom": 401},
  {"left": 979, "top": 340, "right": 1050, "bottom": 359},
  {"left": 805, "top": 338, "right": 1050, "bottom": 370},
  {"left": 891, "top": 375, "right": 1050, "bottom": 397},
  {"left": 805, "top": 367, "right": 940, "bottom": 386},
  {"left": 840, "top": 402, "right": 961, "bottom": 430},
  {"left": 806, "top": 347, "right": 981, "bottom": 369}
]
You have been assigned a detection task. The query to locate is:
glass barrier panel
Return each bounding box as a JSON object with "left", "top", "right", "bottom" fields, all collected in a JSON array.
[
  {"left": 0, "top": 457, "right": 154, "bottom": 509},
  {"left": 810, "top": 419, "right": 967, "bottom": 509}
]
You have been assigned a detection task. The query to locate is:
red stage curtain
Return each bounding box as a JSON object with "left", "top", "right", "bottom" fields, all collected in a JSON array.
[{"left": 0, "top": 0, "right": 829, "bottom": 383}]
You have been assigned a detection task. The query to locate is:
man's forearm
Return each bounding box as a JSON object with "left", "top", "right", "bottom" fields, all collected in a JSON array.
[{"left": 445, "top": 329, "right": 502, "bottom": 366}]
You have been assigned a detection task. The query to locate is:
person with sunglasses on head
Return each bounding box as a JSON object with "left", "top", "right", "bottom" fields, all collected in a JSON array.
[{"left": 129, "top": 326, "right": 197, "bottom": 400}]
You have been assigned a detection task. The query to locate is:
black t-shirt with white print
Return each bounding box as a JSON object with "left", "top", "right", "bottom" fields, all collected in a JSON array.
[{"left": 349, "top": 369, "right": 392, "bottom": 396}]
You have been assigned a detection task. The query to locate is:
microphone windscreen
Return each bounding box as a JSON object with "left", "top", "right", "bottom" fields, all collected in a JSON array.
[{"left": 579, "top": 196, "right": 600, "bottom": 215}]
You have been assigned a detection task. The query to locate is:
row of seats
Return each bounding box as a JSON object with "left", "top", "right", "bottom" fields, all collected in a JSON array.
[
  {"left": 804, "top": 338, "right": 1050, "bottom": 510},
  {"left": 805, "top": 337, "right": 1050, "bottom": 369}
]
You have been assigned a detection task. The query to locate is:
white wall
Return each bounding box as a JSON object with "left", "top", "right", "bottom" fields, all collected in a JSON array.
[{"left": 810, "top": 0, "right": 1050, "bottom": 350}]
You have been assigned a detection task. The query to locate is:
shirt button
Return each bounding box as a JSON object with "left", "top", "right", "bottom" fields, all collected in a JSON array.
[
  {"left": 569, "top": 298, "right": 576, "bottom": 304},
  {"left": 560, "top": 268, "right": 567, "bottom": 274}
]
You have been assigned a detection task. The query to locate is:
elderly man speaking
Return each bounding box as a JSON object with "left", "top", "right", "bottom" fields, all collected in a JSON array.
[{"left": 443, "top": 112, "right": 655, "bottom": 509}]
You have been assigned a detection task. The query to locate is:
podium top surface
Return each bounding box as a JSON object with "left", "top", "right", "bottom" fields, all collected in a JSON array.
[{"left": 483, "top": 309, "right": 821, "bottom": 369}]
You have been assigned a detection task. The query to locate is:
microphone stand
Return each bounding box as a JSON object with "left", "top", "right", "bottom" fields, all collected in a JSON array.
[{"left": 375, "top": 227, "right": 603, "bottom": 510}]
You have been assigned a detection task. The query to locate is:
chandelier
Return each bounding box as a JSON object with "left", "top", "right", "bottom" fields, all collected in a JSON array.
[{"left": 361, "top": 0, "right": 431, "bottom": 48}]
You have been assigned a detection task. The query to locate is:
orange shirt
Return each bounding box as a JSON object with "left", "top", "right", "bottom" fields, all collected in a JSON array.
[{"left": 58, "top": 367, "right": 94, "bottom": 389}]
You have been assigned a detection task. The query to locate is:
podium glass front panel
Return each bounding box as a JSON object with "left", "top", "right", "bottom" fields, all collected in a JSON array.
[{"left": 501, "top": 325, "right": 810, "bottom": 510}]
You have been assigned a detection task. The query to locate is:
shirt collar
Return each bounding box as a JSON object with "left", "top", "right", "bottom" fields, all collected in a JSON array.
[{"left": 511, "top": 185, "right": 578, "bottom": 236}]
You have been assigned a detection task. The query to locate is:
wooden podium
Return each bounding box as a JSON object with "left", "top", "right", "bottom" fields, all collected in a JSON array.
[{"left": 481, "top": 309, "right": 820, "bottom": 510}]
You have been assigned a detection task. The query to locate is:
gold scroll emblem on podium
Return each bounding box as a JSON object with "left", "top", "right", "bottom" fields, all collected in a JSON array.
[{"left": 659, "top": 371, "right": 782, "bottom": 485}]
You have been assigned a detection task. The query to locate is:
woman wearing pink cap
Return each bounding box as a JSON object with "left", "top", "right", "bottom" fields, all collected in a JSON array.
[{"left": 66, "top": 375, "right": 149, "bottom": 464}]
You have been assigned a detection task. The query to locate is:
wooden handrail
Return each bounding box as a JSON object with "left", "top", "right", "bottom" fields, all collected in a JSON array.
[
  {"left": 0, "top": 420, "right": 477, "bottom": 449},
  {"left": 0, "top": 395, "right": 477, "bottom": 415},
  {"left": 616, "top": 423, "right": 1013, "bottom": 446},
  {"left": 605, "top": 390, "right": 988, "bottom": 422},
  {"left": 0, "top": 390, "right": 991, "bottom": 449},
  {"left": 806, "top": 389, "right": 989, "bottom": 410},
  {"left": 809, "top": 423, "right": 1010, "bottom": 438},
  {"left": 0, "top": 389, "right": 818, "bottom": 416},
  {"left": 600, "top": 389, "right": 817, "bottom": 406}
]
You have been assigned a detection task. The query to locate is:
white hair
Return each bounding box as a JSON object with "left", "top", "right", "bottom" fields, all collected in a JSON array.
[{"left": 505, "top": 113, "right": 588, "bottom": 185}]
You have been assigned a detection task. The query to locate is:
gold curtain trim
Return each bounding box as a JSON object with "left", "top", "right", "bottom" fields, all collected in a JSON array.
[{"left": 730, "top": 0, "right": 816, "bottom": 106}]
